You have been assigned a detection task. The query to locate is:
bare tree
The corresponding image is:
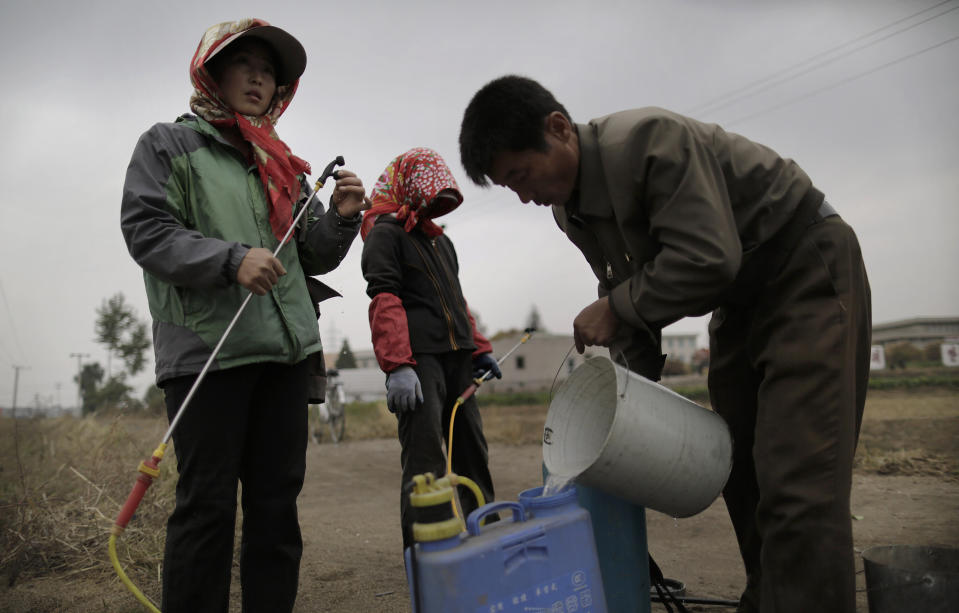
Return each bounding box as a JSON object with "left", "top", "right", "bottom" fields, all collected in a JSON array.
[{"left": 95, "top": 293, "right": 151, "bottom": 377}]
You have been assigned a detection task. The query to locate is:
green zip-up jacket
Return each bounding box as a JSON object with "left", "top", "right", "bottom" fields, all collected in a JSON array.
[{"left": 121, "top": 114, "right": 360, "bottom": 384}]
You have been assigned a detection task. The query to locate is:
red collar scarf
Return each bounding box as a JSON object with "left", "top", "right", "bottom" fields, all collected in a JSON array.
[
  {"left": 189, "top": 19, "right": 310, "bottom": 242},
  {"left": 361, "top": 147, "right": 462, "bottom": 241}
]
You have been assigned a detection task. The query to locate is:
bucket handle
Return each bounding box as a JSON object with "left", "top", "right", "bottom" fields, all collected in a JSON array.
[
  {"left": 466, "top": 501, "right": 526, "bottom": 536},
  {"left": 615, "top": 350, "right": 631, "bottom": 399},
  {"left": 548, "top": 346, "right": 634, "bottom": 402},
  {"left": 548, "top": 344, "right": 577, "bottom": 405}
]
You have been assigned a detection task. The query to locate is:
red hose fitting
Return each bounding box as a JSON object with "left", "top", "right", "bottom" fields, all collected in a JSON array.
[
  {"left": 112, "top": 453, "right": 163, "bottom": 534},
  {"left": 457, "top": 383, "right": 479, "bottom": 404}
]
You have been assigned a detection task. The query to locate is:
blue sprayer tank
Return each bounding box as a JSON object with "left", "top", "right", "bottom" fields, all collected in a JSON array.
[{"left": 405, "top": 484, "right": 607, "bottom": 613}]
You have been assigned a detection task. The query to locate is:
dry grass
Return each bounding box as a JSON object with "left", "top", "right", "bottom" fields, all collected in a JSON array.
[
  {"left": 854, "top": 447, "right": 959, "bottom": 480},
  {"left": 325, "top": 401, "right": 396, "bottom": 441},
  {"left": 854, "top": 388, "right": 959, "bottom": 481},
  {"left": 0, "top": 386, "right": 955, "bottom": 601},
  {"left": 859, "top": 388, "right": 959, "bottom": 420},
  {"left": 481, "top": 402, "right": 549, "bottom": 445},
  {"left": 0, "top": 413, "right": 173, "bottom": 605},
  {"left": 327, "top": 399, "right": 552, "bottom": 446}
]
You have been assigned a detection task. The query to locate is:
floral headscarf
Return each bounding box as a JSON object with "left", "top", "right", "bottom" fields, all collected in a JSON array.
[
  {"left": 361, "top": 148, "right": 462, "bottom": 240},
  {"left": 189, "top": 18, "right": 310, "bottom": 242}
]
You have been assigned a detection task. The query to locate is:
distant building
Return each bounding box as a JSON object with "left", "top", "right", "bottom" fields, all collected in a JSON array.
[
  {"left": 331, "top": 368, "right": 386, "bottom": 403},
  {"left": 0, "top": 405, "right": 78, "bottom": 418},
  {"left": 871, "top": 317, "right": 959, "bottom": 349},
  {"left": 351, "top": 349, "right": 378, "bottom": 370},
  {"left": 343, "top": 330, "right": 701, "bottom": 395},
  {"left": 483, "top": 332, "right": 590, "bottom": 394},
  {"left": 334, "top": 318, "right": 959, "bottom": 397},
  {"left": 348, "top": 332, "right": 592, "bottom": 394},
  {"left": 661, "top": 333, "right": 699, "bottom": 364}
]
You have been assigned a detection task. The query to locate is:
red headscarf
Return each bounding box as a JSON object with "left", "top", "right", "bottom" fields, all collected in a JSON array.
[
  {"left": 361, "top": 148, "right": 463, "bottom": 240},
  {"left": 189, "top": 19, "right": 310, "bottom": 241}
]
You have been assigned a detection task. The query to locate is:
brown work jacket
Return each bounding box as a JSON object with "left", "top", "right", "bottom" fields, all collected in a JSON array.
[{"left": 554, "top": 107, "right": 824, "bottom": 375}]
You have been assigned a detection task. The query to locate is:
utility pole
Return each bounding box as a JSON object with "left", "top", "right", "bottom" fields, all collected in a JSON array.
[
  {"left": 325, "top": 320, "right": 340, "bottom": 365},
  {"left": 70, "top": 352, "right": 90, "bottom": 413},
  {"left": 11, "top": 364, "right": 28, "bottom": 416},
  {"left": 323, "top": 317, "right": 340, "bottom": 353}
]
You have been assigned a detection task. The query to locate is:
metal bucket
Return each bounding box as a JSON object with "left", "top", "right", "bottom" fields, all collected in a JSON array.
[
  {"left": 862, "top": 545, "right": 959, "bottom": 613},
  {"left": 543, "top": 356, "right": 732, "bottom": 518}
]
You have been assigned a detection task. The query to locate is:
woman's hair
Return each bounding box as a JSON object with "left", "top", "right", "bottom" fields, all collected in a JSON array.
[{"left": 459, "top": 75, "right": 571, "bottom": 186}]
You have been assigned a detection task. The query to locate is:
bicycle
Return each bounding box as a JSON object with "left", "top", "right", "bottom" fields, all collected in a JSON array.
[{"left": 310, "top": 368, "right": 346, "bottom": 444}]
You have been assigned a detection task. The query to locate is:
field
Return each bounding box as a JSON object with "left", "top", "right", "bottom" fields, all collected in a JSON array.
[{"left": 1, "top": 378, "right": 957, "bottom": 612}]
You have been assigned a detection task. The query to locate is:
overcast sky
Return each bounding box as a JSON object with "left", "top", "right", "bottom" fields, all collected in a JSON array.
[{"left": 1, "top": 0, "right": 957, "bottom": 408}]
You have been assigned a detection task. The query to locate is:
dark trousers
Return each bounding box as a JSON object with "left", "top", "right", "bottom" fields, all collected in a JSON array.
[
  {"left": 160, "top": 360, "right": 309, "bottom": 613},
  {"left": 397, "top": 351, "right": 495, "bottom": 549},
  {"left": 708, "top": 217, "right": 871, "bottom": 613}
]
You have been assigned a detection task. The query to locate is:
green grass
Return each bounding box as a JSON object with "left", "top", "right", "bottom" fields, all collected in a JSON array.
[
  {"left": 477, "top": 391, "right": 550, "bottom": 407},
  {"left": 670, "top": 368, "right": 959, "bottom": 401}
]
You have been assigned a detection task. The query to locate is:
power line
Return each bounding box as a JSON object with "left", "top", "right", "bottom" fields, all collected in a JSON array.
[
  {"left": 452, "top": 5, "right": 959, "bottom": 223},
  {"left": 684, "top": 0, "right": 959, "bottom": 118},
  {"left": 725, "top": 33, "right": 959, "bottom": 128}
]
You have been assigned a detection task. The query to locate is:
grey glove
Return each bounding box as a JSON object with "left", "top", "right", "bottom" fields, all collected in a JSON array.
[{"left": 386, "top": 366, "right": 423, "bottom": 414}]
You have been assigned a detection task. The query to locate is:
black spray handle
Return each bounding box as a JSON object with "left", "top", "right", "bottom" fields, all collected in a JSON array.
[
  {"left": 297, "top": 156, "right": 346, "bottom": 241},
  {"left": 314, "top": 155, "right": 345, "bottom": 191}
]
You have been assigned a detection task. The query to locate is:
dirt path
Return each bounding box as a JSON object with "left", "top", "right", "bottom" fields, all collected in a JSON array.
[{"left": 293, "top": 439, "right": 959, "bottom": 613}]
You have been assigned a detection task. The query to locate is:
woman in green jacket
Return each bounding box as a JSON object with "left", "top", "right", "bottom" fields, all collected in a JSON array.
[{"left": 120, "top": 19, "right": 368, "bottom": 612}]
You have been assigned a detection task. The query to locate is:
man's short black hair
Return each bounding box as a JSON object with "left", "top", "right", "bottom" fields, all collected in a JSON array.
[{"left": 459, "top": 75, "right": 571, "bottom": 186}]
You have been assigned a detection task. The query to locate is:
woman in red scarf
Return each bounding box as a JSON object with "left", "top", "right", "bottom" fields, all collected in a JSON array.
[
  {"left": 121, "top": 19, "right": 368, "bottom": 612},
  {"left": 360, "top": 147, "right": 501, "bottom": 551}
]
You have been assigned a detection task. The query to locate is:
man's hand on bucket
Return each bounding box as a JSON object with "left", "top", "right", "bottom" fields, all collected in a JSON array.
[{"left": 572, "top": 296, "right": 620, "bottom": 353}]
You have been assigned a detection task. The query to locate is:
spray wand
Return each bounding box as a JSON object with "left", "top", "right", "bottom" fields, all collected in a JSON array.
[
  {"left": 108, "top": 156, "right": 346, "bottom": 613},
  {"left": 445, "top": 327, "right": 536, "bottom": 511}
]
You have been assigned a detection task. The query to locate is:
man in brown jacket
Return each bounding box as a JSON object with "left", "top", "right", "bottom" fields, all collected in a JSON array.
[{"left": 459, "top": 75, "right": 871, "bottom": 613}]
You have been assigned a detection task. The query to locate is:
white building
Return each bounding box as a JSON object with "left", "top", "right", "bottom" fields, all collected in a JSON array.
[
  {"left": 343, "top": 329, "right": 700, "bottom": 395},
  {"left": 871, "top": 316, "right": 959, "bottom": 349}
]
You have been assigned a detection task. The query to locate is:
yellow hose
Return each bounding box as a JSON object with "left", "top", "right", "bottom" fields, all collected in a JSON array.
[
  {"left": 445, "top": 330, "right": 535, "bottom": 518},
  {"left": 109, "top": 530, "right": 161, "bottom": 613},
  {"left": 446, "top": 397, "right": 464, "bottom": 480},
  {"left": 448, "top": 473, "right": 485, "bottom": 510},
  {"left": 446, "top": 395, "right": 491, "bottom": 521}
]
